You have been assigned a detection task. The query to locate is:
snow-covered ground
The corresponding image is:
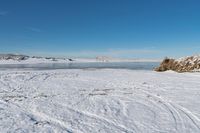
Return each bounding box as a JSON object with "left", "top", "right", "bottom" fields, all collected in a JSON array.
[{"left": 0, "top": 69, "right": 200, "bottom": 132}]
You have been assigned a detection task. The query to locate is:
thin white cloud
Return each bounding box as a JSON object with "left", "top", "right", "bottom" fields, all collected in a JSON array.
[
  {"left": 107, "top": 49, "right": 159, "bottom": 55},
  {"left": 26, "top": 27, "right": 42, "bottom": 32},
  {"left": 0, "top": 11, "right": 8, "bottom": 16},
  {"left": 52, "top": 49, "right": 161, "bottom": 58},
  {"left": 25, "top": 48, "right": 161, "bottom": 59}
]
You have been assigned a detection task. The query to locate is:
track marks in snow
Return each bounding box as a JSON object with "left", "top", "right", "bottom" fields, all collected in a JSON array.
[
  {"left": 92, "top": 85, "right": 200, "bottom": 132},
  {"left": 128, "top": 88, "right": 200, "bottom": 132},
  {"left": 0, "top": 70, "right": 200, "bottom": 132},
  {"left": 32, "top": 101, "right": 135, "bottom": 133}
]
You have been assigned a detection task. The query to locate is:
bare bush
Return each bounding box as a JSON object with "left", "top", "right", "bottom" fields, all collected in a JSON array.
[{"left": 155, "top": 55, "right": 200, "bottom": 72}]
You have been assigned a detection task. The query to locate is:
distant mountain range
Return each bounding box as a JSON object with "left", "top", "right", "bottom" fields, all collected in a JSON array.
[
  {"left": 0, "top": 54, "right": 29, "bottom": 61},
  {"left": 0, "top": 54, "right": 74, "bottom": 62},
  {"left": 0, "top": 54, "right": 161, "bottom": 64}
]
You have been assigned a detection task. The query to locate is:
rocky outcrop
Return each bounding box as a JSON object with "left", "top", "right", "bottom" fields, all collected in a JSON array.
[{"left": 155, "top": 55, "right": 200, "bottom": 72}]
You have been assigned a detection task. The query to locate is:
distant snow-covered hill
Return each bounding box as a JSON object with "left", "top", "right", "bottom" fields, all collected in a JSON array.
[
  {"left": 0, "top": 54, "right": 73, "bottom": 64},
  {"left": 0, "top": 54, "right": 29, "bottom": 61},
  {"left": 0, "top": 54, "right": 160, "bottom": 64}
]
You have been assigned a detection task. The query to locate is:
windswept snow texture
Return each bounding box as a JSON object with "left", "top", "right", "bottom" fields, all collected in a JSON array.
[{"left": 0, "top": 69, "right": 200, "bottom": 133}]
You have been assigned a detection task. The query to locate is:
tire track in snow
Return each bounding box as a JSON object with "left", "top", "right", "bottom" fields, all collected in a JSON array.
[
  {"left": 170, "top": 103, "right": 200, "bottom": 130},
  {"left": 31, "top": 108, "right": 76, "bottom": 133},
  {"left": 0, "top": 100, "right": 73, "bottom": 133},
  {"left": 107, "top": 86, "right": 200, "bottom": 133},
  {"left": 111, "top": 94, "right": 180, "bottom": 132},
  {"left": 134, "top": 88, "right": 200, "bottom": 132},
  {"left": 33, "top": 101, "right": 136, "bottom": 133}
]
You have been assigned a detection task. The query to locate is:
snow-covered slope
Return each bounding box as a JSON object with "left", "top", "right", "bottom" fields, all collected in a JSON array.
[{"left": 0, "top": 69, "right": 200, "bottom": 132}]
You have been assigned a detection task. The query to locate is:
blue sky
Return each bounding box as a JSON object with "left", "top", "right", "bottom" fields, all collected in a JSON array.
[{"left": 0, "top": 0, "right": 200, "bottom": 59}]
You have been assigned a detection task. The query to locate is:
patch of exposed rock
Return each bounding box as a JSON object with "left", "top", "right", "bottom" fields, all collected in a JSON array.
[{"left": 155, "top": 55, "right": 200, "bottom": 72}]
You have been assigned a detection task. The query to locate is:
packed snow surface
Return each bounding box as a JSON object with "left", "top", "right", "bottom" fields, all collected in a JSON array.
[{"left": 0, "top": 69, "right": 200, "bottom": 132}]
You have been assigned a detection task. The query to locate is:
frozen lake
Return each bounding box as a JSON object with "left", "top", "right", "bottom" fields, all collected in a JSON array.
[{"left": 0, "top": 62, "right": 159, "bottom": 70}]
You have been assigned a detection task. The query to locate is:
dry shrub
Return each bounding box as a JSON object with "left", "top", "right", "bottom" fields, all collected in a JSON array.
[
  {"left": 154, "top": 58, "right": 176, "bottom": 72},
  {"left": 155, "top": 56, "right": 200, "bottom": 72}
]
